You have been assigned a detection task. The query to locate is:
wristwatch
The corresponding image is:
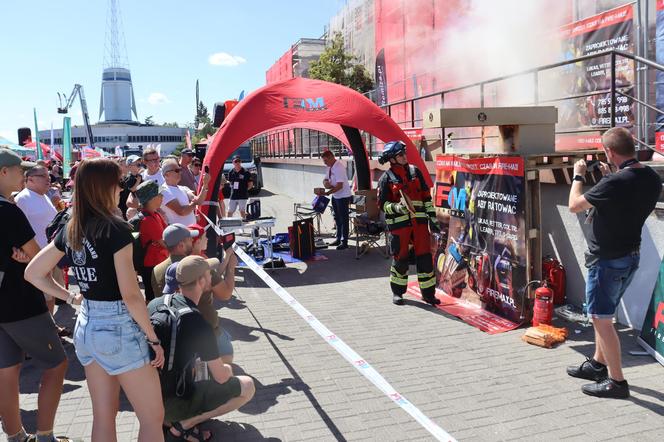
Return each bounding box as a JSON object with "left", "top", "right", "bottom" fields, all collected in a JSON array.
[
  {"left": 146, "top": 338, "right": 161, "bottom": 346},
  {"left": 573, "top": 174, "right": 585, "bottom": 183}
]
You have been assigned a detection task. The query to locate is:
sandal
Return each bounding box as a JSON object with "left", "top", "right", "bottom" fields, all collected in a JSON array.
[{"left": 165, "top": 422, "right": 211, "bottom": 442}]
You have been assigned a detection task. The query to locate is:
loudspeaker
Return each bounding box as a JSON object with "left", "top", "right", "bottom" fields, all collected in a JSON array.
[
  {"left": 212, "top": 102, "right": 226, "bottom": 128},
  {"left": 18, "top": 127, "right": 31, "bottom": 146},
  {"left": 194, "top": 146, "right": 206, "bottom": 162}
]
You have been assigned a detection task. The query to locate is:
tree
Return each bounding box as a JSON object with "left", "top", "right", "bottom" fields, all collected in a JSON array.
[
  {"left": 144, "top": 115, "right": 154, "bottom": 126},
  {"left": 162, "top": 121, "right": 180, "bottom": 128},
  {"left": 194, "top": 101, "right": 215, "bottom": 139},
  {"left": 308, "top": 33, "right": 374, "bottom": 94}
]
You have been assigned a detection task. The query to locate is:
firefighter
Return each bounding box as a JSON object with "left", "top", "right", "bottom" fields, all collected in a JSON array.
[{"left": 378, "top": 141, "right": 441, "bottom": 306}]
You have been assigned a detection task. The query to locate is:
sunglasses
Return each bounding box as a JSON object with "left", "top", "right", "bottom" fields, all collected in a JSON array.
[
  {"left": 145, "top": 158, "right": 160, "bottom": 163},
  {"left": 168, "top": 168, "right": 182, "bottom": 173}
]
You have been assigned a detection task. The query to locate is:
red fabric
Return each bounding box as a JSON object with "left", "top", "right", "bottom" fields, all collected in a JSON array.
[
  {"left": 393, "top": 223, "right": 431, "bottom": 258},
  {"left": 23, "top": 140, "right": 51, "bottom": 157},
  {"left": 257, "top": 122, "right": 353, "bottom": 149},
  {"left": 201, "top": 77, "right": 430, "bottom": 218},
  {"left": 139, "top": 211, "right": 169, "bottom": 266}
]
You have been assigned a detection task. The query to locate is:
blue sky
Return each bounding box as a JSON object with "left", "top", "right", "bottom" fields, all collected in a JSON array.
[{"left": 0, "top": 0, "right": 343, "bottom": 142}]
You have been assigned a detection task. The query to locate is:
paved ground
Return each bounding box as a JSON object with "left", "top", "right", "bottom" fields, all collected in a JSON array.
[{"left": 17, "top": 188, "right": 664, "bottom": 441}]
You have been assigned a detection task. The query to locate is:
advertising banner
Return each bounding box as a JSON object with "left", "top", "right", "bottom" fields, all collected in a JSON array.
[
  {"left": 558, "top": 4, "right": 634, "bottom": 130},
  {"left": 433, "top": 155, "right": 528, "bottom": 324},
  {"left": 655, "top": 0, "right": 664, "bottom": 147},
  {"left": 637, "top": 256, "right": 664, "bottom": 367},
  {"left": 375, "top": 48, "right": 388, "bottom": 107}
]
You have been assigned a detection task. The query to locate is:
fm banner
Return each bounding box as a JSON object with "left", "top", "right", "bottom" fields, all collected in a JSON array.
[
  {"left": 638, "top": 255, "right": 664, "bottom": 367},
  {"left": 558, "top": 4, "right": 634, "bottom": 131},
  {"left": 433, "top": 155, "right": 528, "bottom": 324}
]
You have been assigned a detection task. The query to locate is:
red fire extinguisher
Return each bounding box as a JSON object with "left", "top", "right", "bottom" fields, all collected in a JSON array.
[{"left": 533, "top": 282, "right": 554, "bottom": 327}]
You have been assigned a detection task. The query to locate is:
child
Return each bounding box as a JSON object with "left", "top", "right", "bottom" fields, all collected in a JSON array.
[{"left": 135, "top": 180, "right": 168, "bottom": 301}]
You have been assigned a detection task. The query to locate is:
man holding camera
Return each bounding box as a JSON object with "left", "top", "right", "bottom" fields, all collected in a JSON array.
[
  {"left": 567, "top": 127, "right": 661, "bottom": 399},
  {"left": 377, "top": 141, "right": 440, "bottom": 306}
]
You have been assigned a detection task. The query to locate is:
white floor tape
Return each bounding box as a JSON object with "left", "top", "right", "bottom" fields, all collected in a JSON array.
[{"left": 229, "top": 242, "right": 456, "bottom": 441}]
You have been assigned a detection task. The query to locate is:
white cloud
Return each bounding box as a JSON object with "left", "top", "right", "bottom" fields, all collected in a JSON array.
[
  {"left": 208, "top": 52, "right": 246, "bottom": 67},
  {"left": 147, "top": 92, "right": 171, "bottom": 105}
]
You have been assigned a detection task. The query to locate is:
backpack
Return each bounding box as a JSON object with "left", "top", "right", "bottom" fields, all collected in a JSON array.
[
  {"left": 150, "top": 294, "right": 198, "bottom": 398},
  {"left": 45, "top": 207, "right": 72, "bottom": 268},
  {"left": 128, "top": 212, "right": 146, "bottom": 272}
]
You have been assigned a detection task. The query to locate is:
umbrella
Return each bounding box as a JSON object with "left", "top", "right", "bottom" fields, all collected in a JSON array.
[{"left": 0, "top": 136, "right": 33, "bottom": 157}]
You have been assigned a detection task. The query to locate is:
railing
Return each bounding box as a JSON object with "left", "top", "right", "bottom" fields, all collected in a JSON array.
[{"left": 254, "top": 49, "right": 664, "bottom": 160}]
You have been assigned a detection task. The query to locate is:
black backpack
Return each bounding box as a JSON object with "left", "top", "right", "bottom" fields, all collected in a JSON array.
[
  {"left": 150, "top": 294, "right": 198, "bottom": 398},
  {"left": 128, "top": 212, "right": 146, "bottom": 272},
  {"left": 45, "top": 208, "right": 72, "bottom": 268}
]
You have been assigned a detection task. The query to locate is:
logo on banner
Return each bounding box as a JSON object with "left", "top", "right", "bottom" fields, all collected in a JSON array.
[
  {"left": 283, "top": 97, "right": 327, "bottom": 111},
  {"left": 448, "top": 187, "right": 467, "bottom": 218}
]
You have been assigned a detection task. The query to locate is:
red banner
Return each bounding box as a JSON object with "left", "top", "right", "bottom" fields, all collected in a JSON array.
[
  {"left": 656, "top": 132, "right": 664, "bottom": 153},
  {"left": 556, "top": 135, "right": 603, "bottom": 150},
  {"left": 560, "top": 4, "right": 633, "bottom": 39},
  {"left": 435, "top": 155, "right": 524, "bottom": 177}
]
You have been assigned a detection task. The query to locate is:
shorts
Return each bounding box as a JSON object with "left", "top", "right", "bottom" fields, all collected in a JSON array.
[
  {"left": 164, "top": 377, "right": 242, "bottom": 422},
  {"left": 228, "top": 199, "right": 248, "bottom": 213},
  {"left": 74, "top": 299, "right": 150, "bottom": 375},
  {"left": 216, "top": 328, "right": 234, "bottom": 357},
  {"left": 585, "top": 252, "right": 639, "bottom": 319},
  {"left": 0, "top": 312, "right": 66, "bottom": 369}
]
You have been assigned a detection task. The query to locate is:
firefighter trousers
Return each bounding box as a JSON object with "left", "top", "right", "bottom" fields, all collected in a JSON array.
[{"left": 388, "top": 223, "right": 436, "bottom": 299}]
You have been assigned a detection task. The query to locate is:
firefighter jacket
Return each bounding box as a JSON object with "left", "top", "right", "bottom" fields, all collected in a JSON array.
[{"left": 377, "top": 163, "right": 436, "bottom": 232}]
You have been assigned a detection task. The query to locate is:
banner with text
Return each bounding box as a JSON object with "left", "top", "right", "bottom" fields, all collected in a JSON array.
[
  {"left": 655, "top": 0, "right": 664, "bottom": 152},
  {"left": 637, "top": 255, "right": 664, "bottom": 367},
  {"left": 433, "top": 155, "right": 528, "bottom": 324}
]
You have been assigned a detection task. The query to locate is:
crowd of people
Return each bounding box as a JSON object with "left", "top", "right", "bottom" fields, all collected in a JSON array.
[{"left": 0, "top": 146, "right": 255, "bottom": 442}]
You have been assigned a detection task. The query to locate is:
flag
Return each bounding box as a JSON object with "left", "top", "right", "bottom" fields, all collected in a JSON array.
[
  {"left": 238, "top": 90, "right": 245, "bottom": 101},
  {"left": 185, "top": 128, "right": 192, "bottom": 149},
  {"left": 33, "top": 108, "right": 43, "bottom": 160},
  {"left": 62, "top": 116, "right": 72, "bottom": 178}
]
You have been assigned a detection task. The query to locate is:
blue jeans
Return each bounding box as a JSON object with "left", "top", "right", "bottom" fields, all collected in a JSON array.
[
  {"left": 585, "top": 253, "right": 639, "bottom": 319},
  {"left": 74, "top": 299, "right": 150, "bottom": 375},
  {"left": 332, "top": 196, "right": 351, "bottom": 244}
]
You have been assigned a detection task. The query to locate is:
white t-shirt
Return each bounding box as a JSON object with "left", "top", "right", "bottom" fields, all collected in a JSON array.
[
  {"left": 15, "top": 188, "right": 58, "bottom": 248},
  {"left": 327, "top": 159, "right": 352, "bottom": 199},
  {"left": 142, "top": 169, "right": 165, "bottom": 187},
  {"left": 160, "top": 184, "right": 196, "bottom": 225}
]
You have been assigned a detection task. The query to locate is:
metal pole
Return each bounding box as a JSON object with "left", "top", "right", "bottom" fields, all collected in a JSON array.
[
  {"left": 480, "top": 83, "right": 485, "bottom": 151},
  {"left": 643, "top": 0, "right": 650, "bottom": 146},
  {"left": 611, "top": 51, "right": 617, "bottom": 128},
  {"left": 410, "top": 99, "right": 415, "bottom": 128},
  {"left": 635, "top": 0, "right": 643, "bottom": 143},
  {"left": 533, "top": 71, "right": 539, "bottom": 105}
]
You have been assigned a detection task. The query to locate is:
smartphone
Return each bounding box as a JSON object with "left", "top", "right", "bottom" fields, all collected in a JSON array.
[{"left": 586, "top": 160, "right": 600, "bottom": 171}]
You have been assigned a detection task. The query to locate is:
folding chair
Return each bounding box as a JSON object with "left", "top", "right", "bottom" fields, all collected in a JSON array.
[
  {"left": 351, "top": 211, "right": 389, "bottom": 259},
  {"left": 293, "top": 202, "right": 325, "bottom": 236}
]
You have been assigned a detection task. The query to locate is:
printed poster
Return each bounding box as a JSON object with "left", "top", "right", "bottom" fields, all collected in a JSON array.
[
  {"left": 638, "top": 256, "right": 664, "bottom": 367},
  {"left": 433, "top": 155, "right": 528, "bottom": 324}
]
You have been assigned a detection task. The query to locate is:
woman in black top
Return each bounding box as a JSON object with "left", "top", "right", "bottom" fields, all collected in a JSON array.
[{"left": 27, "top": 158, "right": 166, "bottom": 442}]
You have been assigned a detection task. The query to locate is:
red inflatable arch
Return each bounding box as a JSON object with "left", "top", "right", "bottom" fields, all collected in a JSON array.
[{"left": 200, "top": 77, "right": 430, "bottom": 222}]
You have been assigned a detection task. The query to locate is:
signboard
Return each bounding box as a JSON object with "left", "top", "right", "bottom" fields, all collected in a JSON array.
[
  {"left": 433, "top": 155, "right": 528, "bottom": 324},
  {"left": 637, "top": 255, "right": 664, "bottom": 367}
]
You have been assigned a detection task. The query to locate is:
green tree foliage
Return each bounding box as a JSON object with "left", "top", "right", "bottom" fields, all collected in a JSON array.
[
  {"left": 144, "top": 115, "right": 154, "bottom": 126},
  {"left": 309, "top": 33, "right": 374, "bottom": 94},
  {"left": 194, "top": 101, "right": 215, "bottom": 139}
]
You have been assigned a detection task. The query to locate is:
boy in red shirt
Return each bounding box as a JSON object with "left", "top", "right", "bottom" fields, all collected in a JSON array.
[{"left": 135, "top": 180, "right": 168, "bottom": 301}]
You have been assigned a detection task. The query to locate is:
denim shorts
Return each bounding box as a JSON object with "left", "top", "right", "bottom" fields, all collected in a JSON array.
[
  {"left": 74, "top": 299, "right": 150, "bottom": 375},
  {"left": 585, "top": 252, "right": 639, "bottom": 319},
  {"left": 216, "top": 328, "right": 234, "bottom": 357}
]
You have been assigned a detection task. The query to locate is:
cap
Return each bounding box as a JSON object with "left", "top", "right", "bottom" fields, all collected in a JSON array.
[
  {"left": 232, "top": 155, "right": 241, "bottom": 162},
  {"left": 163, "top": 223, "right": 199, "bottom": 248},
  {"left": 180, "top": 148, "right": 194, "bottom": 155},
  {"left": 126, "top": 155, "right": 141, "bottom": 165},
  {"left": 162, "top": 159, "right": 181, "bottom": 174},
  {"left": 163, "top": 262, "right": 180, "bottom": 294},
  {"left": 0, "top": 147, "right": 36, "bottom": 169},
  {"left": 187, "top": 224, "right": 207, "bottom": 243},
  {"left": 176, "top": 255, "right": 220, "bottom": 286},
  {"left": 135, "top": 180, "right": 163, "bottom": 206}
]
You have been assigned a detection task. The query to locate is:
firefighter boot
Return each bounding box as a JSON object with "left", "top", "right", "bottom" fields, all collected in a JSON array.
[
  {"left": 416, "top": 254, "right": 440, "bottom": 305},
  {"left": 390, "top": 259, "right": 408, "bottom": 306},
  {"left": 392, "top": 294, "right": 405, "bottom": 305}
]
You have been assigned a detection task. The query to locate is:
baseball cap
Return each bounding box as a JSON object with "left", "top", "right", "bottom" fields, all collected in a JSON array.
[
  {"left": 187, "top": 223, "right": 207, "bottom": 242},
  {"left": 135, "top": 180, "right": 163, "bottom": 206},
  {"left": 163, "top": 223, "right": 199, "bottom": 248},
  {"left": 0, "top": 147, "right": 36, "bottom": 169},
  {"left": 180, "top": 148, "right": 194, "bottom": 156},
  {"left": 126, "top": 155, "right": 141, "bottom": 165},
  {"left": 162, "top": 159, "right": 181, "bottom": 174},
  {"left": 176, "top": 255, "right": 220, "bottom": 286},
  {"left": 232, "top": 155, "right": 241, "bottom": 162},
  {"left": 163, "top": 262, "right": 180, "bottom": 294}
]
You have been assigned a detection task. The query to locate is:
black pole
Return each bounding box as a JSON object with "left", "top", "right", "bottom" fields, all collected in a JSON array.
[{"left": 610, "top": 51, "right": 616, "bottom": 128}]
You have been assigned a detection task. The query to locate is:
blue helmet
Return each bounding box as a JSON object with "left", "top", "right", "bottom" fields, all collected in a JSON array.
[{"left": 378, "top": 140, "right": 406, "bottom": 165}]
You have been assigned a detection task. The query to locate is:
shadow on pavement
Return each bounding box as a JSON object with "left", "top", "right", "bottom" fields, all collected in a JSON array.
[
  {"left": 199, "top": 420, "right": 281, "bottom": 441},
  {"left": 628, "top": 385, "right": 664, "bottom": 416},
  {"left": 220, "top": 317, "right": 294, "bottom": 343}
]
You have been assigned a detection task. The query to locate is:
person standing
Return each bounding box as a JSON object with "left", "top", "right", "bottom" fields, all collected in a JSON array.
[
  {"left": 160, "top": 159, "right": 208, "bottom": 226},
  {"left": 566, "top": 127, "right": 661, "bottom": 399},
  {"left": 377, "top": 141, "right": 440, "bottom": 306},
  {"left": 177, "top": 148, "right": 197, "bottom": 192},
  {"left": 226, "top": 155, "right": 253, "bottom": 219},
  {"left": 26, "top": 158, "right": 166, "bottom": 441},
  {"left": 140, "top": 147, "right": 164, "bottom": 187},
  {"left": 0, "top": 148, "right": 72, "bottom": 442},
  {"left": 119, "top": 155, "right": 143, "bottom": 220},
  {"left": 321, "top": 150, "right": 352, "bottom": 250}
]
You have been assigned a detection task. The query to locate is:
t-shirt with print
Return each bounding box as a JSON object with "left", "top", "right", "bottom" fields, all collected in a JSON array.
[
  {"left": 584, "top": 165, "right": 661, "bottom": 259},
  {"left": 0, "top": 198, "right": 48, "bottom": 323},
  {"left": 54, "top": 219, "right": 133, "bottom": 301},
  {"left": 227, "top": 168, "right": 251, "bottom": 200},
  {"left": 160, "top": 184, "right": 196, "bottom": 225}
]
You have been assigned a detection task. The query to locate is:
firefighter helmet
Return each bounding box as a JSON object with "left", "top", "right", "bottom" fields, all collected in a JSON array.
[{"left": 378, "top": 140, "right": 407, "bottom": 165}]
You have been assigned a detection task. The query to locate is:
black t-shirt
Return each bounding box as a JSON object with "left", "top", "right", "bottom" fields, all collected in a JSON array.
[
  {"left": 54, "top": 219, "right": 133, "bottom": 301},
  {"left": 584, "top": 166, "right": 661, "bottom": 259},
  {"left": 119, "top": 173, "right": 140, "bottom": 219},
  {"left": 148, "top": 294, "right": 219, "bottom": 364},
  {"left": 228, "top": 168, "right": 252, "bottom": 200},
  {"left": 0, "top": 199, "right": 48, "bottom": 323}
]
